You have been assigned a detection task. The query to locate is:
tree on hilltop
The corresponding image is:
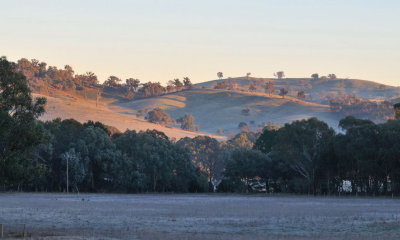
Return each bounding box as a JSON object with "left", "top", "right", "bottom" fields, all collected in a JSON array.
[
  {"left": 103, "top": 76, "right": 121, "bottom": 87},
  {"left": 311, "top": 73, "right": 319, "bottom": 81},
  {"left": 274, "top": 71, "right": 285, "bottom": 79},
  {"left": 183, "top": 77, "right": 192, "bottom": 89}
]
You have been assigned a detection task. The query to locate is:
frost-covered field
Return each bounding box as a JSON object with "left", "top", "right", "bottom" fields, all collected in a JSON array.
[{"left": 1, "top": 193, "right": 400, "bottom": 240}]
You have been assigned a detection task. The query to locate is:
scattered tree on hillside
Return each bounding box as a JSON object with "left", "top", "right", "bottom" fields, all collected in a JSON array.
[
  {"left": 125, "top": 78, "right": 140, "bottom": 92},
  {"left": 214, "top": 81, "right": 228, "bottom": 89},
  {"left": 274, "top": 71, "right": 285, "bottom": 79},
  {"left": 246, "top": 72, "right": 251, "bottom": 79},
  {"left": 166, "top": 80, "right": 175, "bottom": 92},
  {"left": 103, "top": 76, "right": 122, "bottom": 87},
  {"left": 75, "top": 72, "right": 98, "bottom": 87},
  {"left": 297, "top": 91, "right": 306, "bottom": 99},
  {"left": 265, "top": 81, "right": 275, "bottom": 96},
  {"left": 248, "top": 84, "right": 257, "bottom": 92},
  {"left": 183, "top": 77, "right": 192, "bottom": 89},
  {"left": 217, "top": 72, "right": 224, "bottom": 79},
  {"left": 328, "top": 74, "right": 337, "bottom": 80},
  {"left": 311, "top": 73, "right": 319, "bottom": 81},
  {"left": 145, "top": 108, "right": 174, "bottom": 125},
  {"left": 138, "top": 82, "right": 165, "bottom": 98},
  {"left": 177, "top": 114, "right": 199, "bottom": 131},
  {"left": 279, "top": 88, "right": 288, "bottom": 98},
  {"left": 173, "top": 78, "right": 184, "bottom": 90}
]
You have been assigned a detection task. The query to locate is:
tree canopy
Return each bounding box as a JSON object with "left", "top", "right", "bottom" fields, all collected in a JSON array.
[{"left": 0, "top": 57, "right": 47, "bottom": 187}]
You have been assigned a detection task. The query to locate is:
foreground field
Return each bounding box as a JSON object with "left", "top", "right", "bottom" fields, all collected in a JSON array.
[{"left": 1, "top": 194, "right": 400, "bottom": 240}]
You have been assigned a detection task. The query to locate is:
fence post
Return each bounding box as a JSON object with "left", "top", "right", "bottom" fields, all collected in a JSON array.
[
  {"left": 0, "top": 223, "right": 3, "bottom": 238},
  {"left": 23, "top": 224, "right": 26, "bottom": 237}
]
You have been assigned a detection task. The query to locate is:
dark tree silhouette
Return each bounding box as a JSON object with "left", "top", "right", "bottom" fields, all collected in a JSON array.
[
  {"left": 274, "top": 71, "right": 285, "bottom": 79},
  {"left": 279, "top": 88, "right": 288, "bottom": 98}
]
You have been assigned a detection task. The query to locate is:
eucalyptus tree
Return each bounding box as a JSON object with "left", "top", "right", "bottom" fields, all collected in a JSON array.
[{"left": 0, "top": 57, "right": 47, "bottom": 187}]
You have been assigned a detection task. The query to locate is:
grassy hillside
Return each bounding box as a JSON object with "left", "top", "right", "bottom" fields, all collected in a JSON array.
[
  {"left": 117, "top": 88, "right": 342, "bottom": 135},
  {"left": 196, "top": 77, "right": 400, "bottom": 101},
  {"left": 34, "top": 89, "right": 224, "bottom": 140},
  {"left": 117, "top": 77, "right": 400, "bottom": 135},
  {"left": 31, "top": 76, "right": 399, "bottom": 137}
]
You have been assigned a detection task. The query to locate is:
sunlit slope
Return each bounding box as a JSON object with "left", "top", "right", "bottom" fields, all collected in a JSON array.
[
  {"left": 196, "top": 77, "right": 400, "bottom": 100},
  {"left": 33, "top": 91, "right": 224, "bottom": 140},
  {"left": 118, "top": 89, "right": 341, "bottom": 135}
]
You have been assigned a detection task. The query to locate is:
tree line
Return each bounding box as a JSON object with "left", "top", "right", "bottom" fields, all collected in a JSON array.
[
  {"left": 103, "top": 76, "right": 193, "bottom": 99},
  {"left": 222, "top": 116, "right": 400, "bottom": 195},
  {"left": 15, "top": 58, "right": 193, "bottom": 100},
  {"left": 2, "top": 56, "right": 400, "bottom": 196}
]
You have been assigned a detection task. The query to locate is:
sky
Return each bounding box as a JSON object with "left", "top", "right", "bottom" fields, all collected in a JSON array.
[{"left": 1, "top": 0, "right": 399, "bottom": 86}]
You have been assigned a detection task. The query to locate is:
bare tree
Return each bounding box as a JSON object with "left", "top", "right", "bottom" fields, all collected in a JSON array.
[
  {"left": 248, "top": 84, "right": 257, "bottom": 92},
  {"left": 265, "top": 81, "right": 275, "bottom": 96}
]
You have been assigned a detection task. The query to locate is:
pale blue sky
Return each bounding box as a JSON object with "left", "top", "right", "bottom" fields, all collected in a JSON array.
[{"left": 1, "top": 0, "right": 399, "bottom": 85}]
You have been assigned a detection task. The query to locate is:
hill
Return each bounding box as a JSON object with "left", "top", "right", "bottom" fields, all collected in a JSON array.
[
  {"left": 117, "top": 77, "right": 399, "bottom": 135},
  {"left": 196, "top": 77, "right": 400, "bottom": 101},
  {"left": 32, "top": 76, "right": 400, "bottom": 137},
  {"left": 18, "top": 57, "right": 399, "bottom": 136},
  {"left": 117, "top": 88, "right": 339, "bottom": 135},
  {"left": 34, "top": 89, "right": 224, "bottom": 140}
]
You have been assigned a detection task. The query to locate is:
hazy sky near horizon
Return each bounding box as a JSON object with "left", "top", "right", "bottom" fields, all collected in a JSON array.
[{"left": 1, "top": 0, "right": 399, "bottom": 85}]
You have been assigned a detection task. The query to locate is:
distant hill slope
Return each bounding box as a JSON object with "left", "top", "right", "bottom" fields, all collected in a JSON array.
[
  {"left": 195, "top": 77, "right": 400, "bottom": 101},
  {"left": 117, "top": 88, "right": 341, "bottom": 135},
  {"left": 17, "top": 57, "right": 399, "bottom": 136},
  {"left": 31, "top": 76, "right": 399, "bottom": 137},
  {"left": 33, "top": 90, "right": 224, "bottom": 140},
  {"left": 117, "top": 77, "right": 400, "bottom": 135}
]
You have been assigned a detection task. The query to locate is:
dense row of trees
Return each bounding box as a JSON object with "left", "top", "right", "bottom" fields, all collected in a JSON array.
[
  {"left": 17, "top": 58, "right": 98, "bottom": 92},
  {"left": 9, "top": 115, "right": 400, "bottom": 196},
  {"left": 29, "top": 120, "right": 208, "bottom": 193},
  {"left": 103, "top": 76, "right": 193, "bottom": 99},
  {"left": 223, "top": 117, "right": 400, "bottom": 195},
  {"left": 15, "top": 58, "right": 193, "bottom": 99}
]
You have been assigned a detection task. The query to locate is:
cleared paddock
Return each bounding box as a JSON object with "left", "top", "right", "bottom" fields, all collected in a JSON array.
[{"left": 1, "top": 193, "right": 399, "bottom": 240}]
